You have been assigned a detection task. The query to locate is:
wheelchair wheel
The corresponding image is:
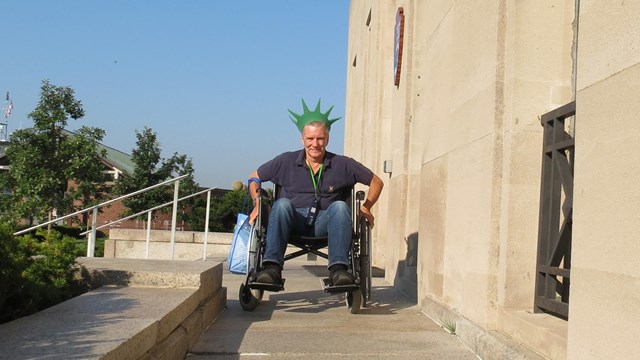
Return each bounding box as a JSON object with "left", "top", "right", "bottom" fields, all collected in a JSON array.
[
  {"left": 239, "top": 283, "right": 262, "bottom": 311},
  {"left": 346, "top": 290, "right": 363, "bottom": 314},
  {"left": 358, "top": 219, "right": 372, "bottom": 306}
]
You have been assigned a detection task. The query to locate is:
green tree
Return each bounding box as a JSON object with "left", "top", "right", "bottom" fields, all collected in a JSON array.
[
  {"left": 0, "top": 80, "right": 107, "bottom": 225},
  {"left": 193, "top": 186, "right": 274, "bottom": 233},
  {"left": 114, "top": 127, "right": 198, "bottom": 219},
  {"left": 64, "top": 126, "right": 109, "bottom": 225},
  {"left": 208, "top": 189, "right": 248, "bottom": 232}
]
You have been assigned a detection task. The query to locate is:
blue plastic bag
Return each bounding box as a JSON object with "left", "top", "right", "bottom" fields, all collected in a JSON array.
[{"left": 228, "top": 213, "right": 251, "bottom": 274}]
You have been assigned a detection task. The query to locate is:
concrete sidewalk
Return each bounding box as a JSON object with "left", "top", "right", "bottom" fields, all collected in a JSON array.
[{"left": 187, "top": 258, "right": 478, "bottom": 360}]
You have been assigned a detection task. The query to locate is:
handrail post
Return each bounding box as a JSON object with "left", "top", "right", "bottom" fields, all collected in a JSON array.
[
  {"left": 145, "top": 210, "right": 152, "bottom": 259},
  {"left": 170, "top": 179, "right": 180, "bottom": 259},
  {"left": 87, "top": 232, "right": 93, "bottom": 257},
  {"left": 87, "top": 207, "right": 98, "bottom": 257},
  {"left": 202, "top": 190, "right": 211, "bottom": 261}
]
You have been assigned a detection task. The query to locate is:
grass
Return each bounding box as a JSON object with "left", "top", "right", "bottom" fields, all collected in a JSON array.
[{"left": 441, "top": 318, "right": 457, "bottom": 335}]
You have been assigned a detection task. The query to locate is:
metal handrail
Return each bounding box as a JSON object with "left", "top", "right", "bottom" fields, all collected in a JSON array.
[
  {"left": 13, "top": 174, "right": 193, "bottom": 259},
  {"left": 14, "top": 174, "right": 188, "bottom": 236},
  {"left": 78, "top": 186, "right": 218, "bottom": 260},
  {"left": 78, "top": 186, "right": 216, "bottom": 235}
]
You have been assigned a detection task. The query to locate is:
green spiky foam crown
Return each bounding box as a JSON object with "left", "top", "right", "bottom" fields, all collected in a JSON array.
[{"left": 288, "top": 99, "right": 341, "bottom": 133}]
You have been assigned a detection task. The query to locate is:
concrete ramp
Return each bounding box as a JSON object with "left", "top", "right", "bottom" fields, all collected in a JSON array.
[{"left": 188, "top": 258, "right": 477, "bottom": 360}]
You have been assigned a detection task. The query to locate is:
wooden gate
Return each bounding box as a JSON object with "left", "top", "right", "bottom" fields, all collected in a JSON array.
[{"left": 534, "top": 101, "right": 575, "bottom": 319}]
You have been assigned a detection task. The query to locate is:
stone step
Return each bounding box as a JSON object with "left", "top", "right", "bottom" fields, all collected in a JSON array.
[{"left": 0, "top": 258, "right": 226, "bottom": 360}]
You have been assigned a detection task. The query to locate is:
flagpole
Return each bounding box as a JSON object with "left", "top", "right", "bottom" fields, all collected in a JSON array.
[{"left": 1, "top": 92, "right": 11, "bottom": 142}]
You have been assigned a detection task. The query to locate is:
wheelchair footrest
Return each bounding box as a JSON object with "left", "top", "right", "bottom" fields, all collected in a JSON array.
[
  {"left": 322, "top": 278, "right": 359, "bottom": 294},
  {"left": 248, "top": 279, "right": 285, "bottom": 292}
]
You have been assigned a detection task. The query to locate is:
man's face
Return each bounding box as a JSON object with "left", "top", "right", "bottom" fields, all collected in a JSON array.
[{"left": 301, "top": 123, "right": 329, "bottom": 160}]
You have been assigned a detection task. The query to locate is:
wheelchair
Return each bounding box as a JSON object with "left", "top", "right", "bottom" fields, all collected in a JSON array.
[{"left": 238, "top": 187, "right": 372, "bottom": 314}]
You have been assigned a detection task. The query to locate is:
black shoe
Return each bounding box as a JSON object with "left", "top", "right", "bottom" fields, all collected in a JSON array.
[
  {"left": 255, "top": 264, "right": 282, "bottom": 285},
  {"left": 330, "top": 267, "right": 355, "bottom": 286}
]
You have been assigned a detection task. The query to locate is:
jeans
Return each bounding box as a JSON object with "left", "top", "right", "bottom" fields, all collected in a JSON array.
[{"left": 262, "top": 198, "right": 352, "bottom": 269}]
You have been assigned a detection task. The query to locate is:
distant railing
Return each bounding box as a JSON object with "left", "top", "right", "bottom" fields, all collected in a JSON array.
[
  {"left": 14, "top": 175, "right": 218, "bottom": 260},
  {"left": 534, "top": 101, "right": 575, "bottom": 320}
]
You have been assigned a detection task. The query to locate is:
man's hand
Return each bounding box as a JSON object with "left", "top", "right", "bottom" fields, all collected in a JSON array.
[
  {"left": 359, "top": 205, "right": 375, "bottom": 227},
  {"left": 358, "top": 174, "right": 384, "bottom": 228},
  {"left": 249, "top": 205, "right": 259, "bottom": 225}
]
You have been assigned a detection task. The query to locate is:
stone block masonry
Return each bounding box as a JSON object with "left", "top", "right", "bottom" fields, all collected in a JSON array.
[{"left": 0, "top": 258, "right": 226, "bottom": 360}]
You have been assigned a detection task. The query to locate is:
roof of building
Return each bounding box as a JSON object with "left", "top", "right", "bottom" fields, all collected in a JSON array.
[
  {"left": 0, "top": 129, "right": 135, "bottom": 177},
  {"left": 62, "top": 129, "right": 135, "bottom": 177},
  {"left": 97, "top": 142, "right": 135, "bottom": 177}
]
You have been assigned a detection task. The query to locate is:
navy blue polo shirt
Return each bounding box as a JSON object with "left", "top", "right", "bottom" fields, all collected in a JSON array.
[{"left": 257, "top": 150, "right": 374, "bottom": 210}]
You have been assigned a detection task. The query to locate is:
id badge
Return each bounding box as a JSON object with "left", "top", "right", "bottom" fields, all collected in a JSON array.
[{"left": 305, "top": 198, "right": 320, "bottom": 227}]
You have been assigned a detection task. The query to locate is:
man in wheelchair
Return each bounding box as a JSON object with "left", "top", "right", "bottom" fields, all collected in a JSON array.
[{"left": 247, "top": 99, "right": 383, "bottom": 290}]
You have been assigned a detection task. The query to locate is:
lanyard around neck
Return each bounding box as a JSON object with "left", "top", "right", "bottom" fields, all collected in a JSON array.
[{"left": 307, "top": 161, "right": 323, "bottom": 197}]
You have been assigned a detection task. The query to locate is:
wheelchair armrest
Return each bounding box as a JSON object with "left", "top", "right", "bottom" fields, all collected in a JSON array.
[{"left": 356, "top": 190, "right": 365, "bottom": 201}]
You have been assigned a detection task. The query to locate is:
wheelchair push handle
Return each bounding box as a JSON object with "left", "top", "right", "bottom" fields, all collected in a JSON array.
[
  {"left": 250, "top": 188, "right": 271, "bottom": 228},
  {"left": 256, "top": 188, "right": 270, "bottom": 199},
  {"left": 354, "top": 190, "right": 371, "bottom": 228}
]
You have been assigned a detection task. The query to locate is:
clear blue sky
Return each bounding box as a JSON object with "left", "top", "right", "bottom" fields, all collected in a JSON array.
[{"left": 1, "top": 1, "right": 350, "bottom": 189}]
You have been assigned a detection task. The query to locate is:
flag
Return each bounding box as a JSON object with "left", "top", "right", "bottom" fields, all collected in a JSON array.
[{"left": 4, "top": 100, "right": 12, "bottom": 118}]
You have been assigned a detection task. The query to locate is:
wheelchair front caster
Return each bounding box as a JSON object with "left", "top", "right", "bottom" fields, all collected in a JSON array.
[
  {"left": 239, "top": 283, "right": 263, "bottom": 311},
  {"left": 346, "top": 290, "right": 363, "bottom": 314}
]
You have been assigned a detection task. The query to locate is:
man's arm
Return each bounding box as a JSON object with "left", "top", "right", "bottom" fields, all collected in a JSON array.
[
  {"left": 359, "top": 174, "right": 384, "bottom": 227},
  {"left": 248, "top": 170, "right": 262, "bottom": 224}
]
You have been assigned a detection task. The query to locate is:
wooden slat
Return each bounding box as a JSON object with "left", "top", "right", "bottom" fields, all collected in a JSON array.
[
  {"left": 535, "top": 296, "right": 569, "bottom": 318},
  {"left": 538, "top": 265, "right": 570, "bottom": 278},
  {"left": 540, "top": 101, "right": 576, "bottom": 125}
]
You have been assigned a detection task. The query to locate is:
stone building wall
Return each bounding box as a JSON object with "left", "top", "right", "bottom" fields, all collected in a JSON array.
[{"left": 344, "top": 1, "right": 592, "bottom": 359}]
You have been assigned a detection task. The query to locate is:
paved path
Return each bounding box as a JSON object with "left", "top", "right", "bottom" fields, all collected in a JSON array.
[{"left": 187, "top": 258, "right": 478, "bottom": 360}]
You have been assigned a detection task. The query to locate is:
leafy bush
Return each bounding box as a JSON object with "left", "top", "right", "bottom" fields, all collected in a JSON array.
[
  {"left": 209, "top": 189, "right": 249, "bottom": 232},
  {"left": 187, "top": 189, "right": 249, "bottom": 232},
  {"left": 50, "top": 224, "right": 105, "bottom": 241},
  {"left": 0, "top": 224, "right": 23, "bottom": 323},
  {"left": 0, "top": 225, "right": 85, "bottom": 324},
  {"left": 74, "top": 237, "right": 105, "bottom": 258}
]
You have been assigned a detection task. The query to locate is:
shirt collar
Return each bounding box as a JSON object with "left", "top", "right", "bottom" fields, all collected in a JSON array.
[{"left": 296, "top": 149, "right": 332, "bottom": 169}]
